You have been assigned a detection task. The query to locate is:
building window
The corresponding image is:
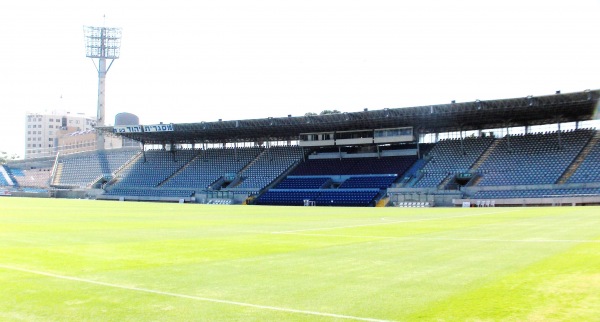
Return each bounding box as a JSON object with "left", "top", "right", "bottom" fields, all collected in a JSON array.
[
  {"left": 49, "top": 125, "right": 53, "bottom": 128},
  {"left": 48, "top": 138, "right": 53, "bottom": 142}
]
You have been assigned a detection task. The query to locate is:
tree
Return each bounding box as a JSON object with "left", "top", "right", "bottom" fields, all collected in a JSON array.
[
  {"left": 0, "top": 151, "right": 19, "bottom": 164},
  {"left": 305, "top": 110, "right": 342, "bottom": 117}
]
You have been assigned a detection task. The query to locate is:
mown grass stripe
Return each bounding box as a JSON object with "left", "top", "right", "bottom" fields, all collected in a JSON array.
[
  {"left": 272, "top": 209, "right": 519, "bottom": 234},
  {"left": 275, "top": 232, "right": 600, "bottom": 243},
  {"left": 0, "top": 264, "right": 392, "bottom": 322}
]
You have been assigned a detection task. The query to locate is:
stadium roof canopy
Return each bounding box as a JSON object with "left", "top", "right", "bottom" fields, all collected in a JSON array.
[{"left": 99, "top": 89, "right": 600, "bottom": 145}]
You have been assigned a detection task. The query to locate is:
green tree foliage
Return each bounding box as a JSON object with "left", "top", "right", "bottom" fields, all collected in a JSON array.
[
  {"left": 0, "top": 151, "right": 19, "bottom": 164},
  {"left": 320, "top": 109, "right": 342, "bottom": 115},
  {"left": 304, "top": 110, "right": 342, "bottom": 117}
]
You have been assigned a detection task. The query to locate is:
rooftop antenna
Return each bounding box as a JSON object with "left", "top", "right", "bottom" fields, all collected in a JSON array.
[{"left": 83, "top": 16, "right": 122, "bottom": 150}]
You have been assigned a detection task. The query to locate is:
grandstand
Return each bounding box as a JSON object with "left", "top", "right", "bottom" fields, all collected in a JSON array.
[
  {"left": 475, "top": 129, "right": 594, "bottom": 186},
  {"left": 52, "top": 148, "right": 140, "bottom": 188},
  {"left": 4, "top": 89, "right": 600, "bottom": 206}
]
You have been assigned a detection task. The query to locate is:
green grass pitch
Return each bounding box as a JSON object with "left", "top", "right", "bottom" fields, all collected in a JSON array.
[{"left": 1, "top": 197, "right": 599, "bottom": 321}]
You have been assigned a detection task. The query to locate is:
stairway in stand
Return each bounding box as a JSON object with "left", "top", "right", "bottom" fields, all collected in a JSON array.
[
  {"left": 437, "top": 173, "right": 454, "bottom": 189},
  {"left": 157, "top": 151, "right": 201, "bottom": 187},
  {"left": 557, "top": 130, "right": 600, "bottom": 184},
  {"left": 470, "top": 138, "right": 500, "bottom": 172},
  {"left": 52, "top": 163, "right": 64, "bottom": 185}
]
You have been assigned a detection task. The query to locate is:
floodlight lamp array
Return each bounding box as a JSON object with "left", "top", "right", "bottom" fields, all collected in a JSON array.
[{"left": 84, "top": 26, "right": 122, "bottom": 59}]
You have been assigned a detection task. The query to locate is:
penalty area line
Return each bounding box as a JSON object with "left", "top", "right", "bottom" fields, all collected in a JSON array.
[{"left": 0, "top": 264, "right": 391, "bottom": 322}]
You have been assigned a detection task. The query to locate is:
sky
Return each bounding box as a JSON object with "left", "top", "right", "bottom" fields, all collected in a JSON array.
[{"left": 1, "top": 0, "right": 599, "bottom": 157}]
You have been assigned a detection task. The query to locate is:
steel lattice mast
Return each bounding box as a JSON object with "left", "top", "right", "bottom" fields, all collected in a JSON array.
[{"left": 84, "top": 25, "right": 122, "bottom": 150}]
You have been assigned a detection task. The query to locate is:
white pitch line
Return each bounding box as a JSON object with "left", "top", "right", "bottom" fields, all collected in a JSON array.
[
  {"left": 414, "top": 237, "right": 600, "bottom": 243},
  {"left": 272, "top": 209, "right": 519, "bottom": 234},
  {"left": 0, "top": 264, "right": 391, "bottom": 322},
  {"left": 274, "top": 232, "right": 600, "bottom": 244}
]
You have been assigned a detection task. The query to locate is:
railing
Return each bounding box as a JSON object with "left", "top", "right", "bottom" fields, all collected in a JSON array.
[{"left": 49, "top": 152, "right": 60, "bottom": 186}]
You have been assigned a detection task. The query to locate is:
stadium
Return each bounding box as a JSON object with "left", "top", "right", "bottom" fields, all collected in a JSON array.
[
  {"left": 1, "top": 89, "right": 600, "bottom": 320},
  {"left": 3, "top": 0, "right": 600, "bottom": 318},
  {"left": 2, "top": 89, "right": 600, "bottom": 207}
]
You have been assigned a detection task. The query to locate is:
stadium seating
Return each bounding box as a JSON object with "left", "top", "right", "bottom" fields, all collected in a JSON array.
[
  {"left": 476, "top": 129, "right": 593, "bottom": 186},
  {"left": 256, "top": 189, "right": 322, "bottom": 206},
  {"left": 0, "top": 165, "right": 11, "bottom": 186},
  {"left": 6, "top": 167, "right": 24, "bottom": 177},
  {"left": 2, "top": 166, "right": 24, "bottom": 187},
  {"left": 14, "top": 168, "right": 52, "bottom": 188},
  {"left": 315, "top": 189, "right": 380, "bottom": 206},
  {"left": 274, "top": 175, "right": 397, "bottom": 190},
  {"left": 255, "top": 154, "right": 413, "bottom": 206},
  {"left": 114, "top": 149, "right": 197, "bottom": 188},
  {"left": 37, "top": 127, "right": 598, "bottom": 207},
  {"left": 103, "top": 146, "right": 304, "bottom": 199},
  {"left": 291, "top": 155, "right": 417, "bottom": 176},
  {"left": 401, "top": 158, "right": 427, "bottom": 182},
  {"left": 256, "top": 189, "right": 380, "bottom": 207},
  {"left": 472, "top": 188, "right": 600, "bottom": 199},
  {"left": 338, "top": 175, "right": 397, "bottom": 189},
  {"left": 234, "top": 146, "right": 304, "bottom": 190},
  {"left": 162, "top": 147, "right": 262, "bottom": 189},
  {"left": 275, "top": 177, "right": 332, "bottom": 189},
  {"left": 413, "top": 137, "right": 494, "bottom": 188},
  {"left": 56, "top": 149, "right": 139, "bottom": 187},
  {"left": 566, "top": 138, "right": 600, "bottom": 184}
]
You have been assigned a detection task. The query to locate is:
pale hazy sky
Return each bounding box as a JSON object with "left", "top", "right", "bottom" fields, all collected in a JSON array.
[{"left": 1, "top": 0, "right": 599, "bottom": 157}]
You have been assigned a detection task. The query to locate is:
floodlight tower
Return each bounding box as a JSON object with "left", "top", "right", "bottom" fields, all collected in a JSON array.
[{"left": 84, "top": 25, "right": 122, "bottom": 150}]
